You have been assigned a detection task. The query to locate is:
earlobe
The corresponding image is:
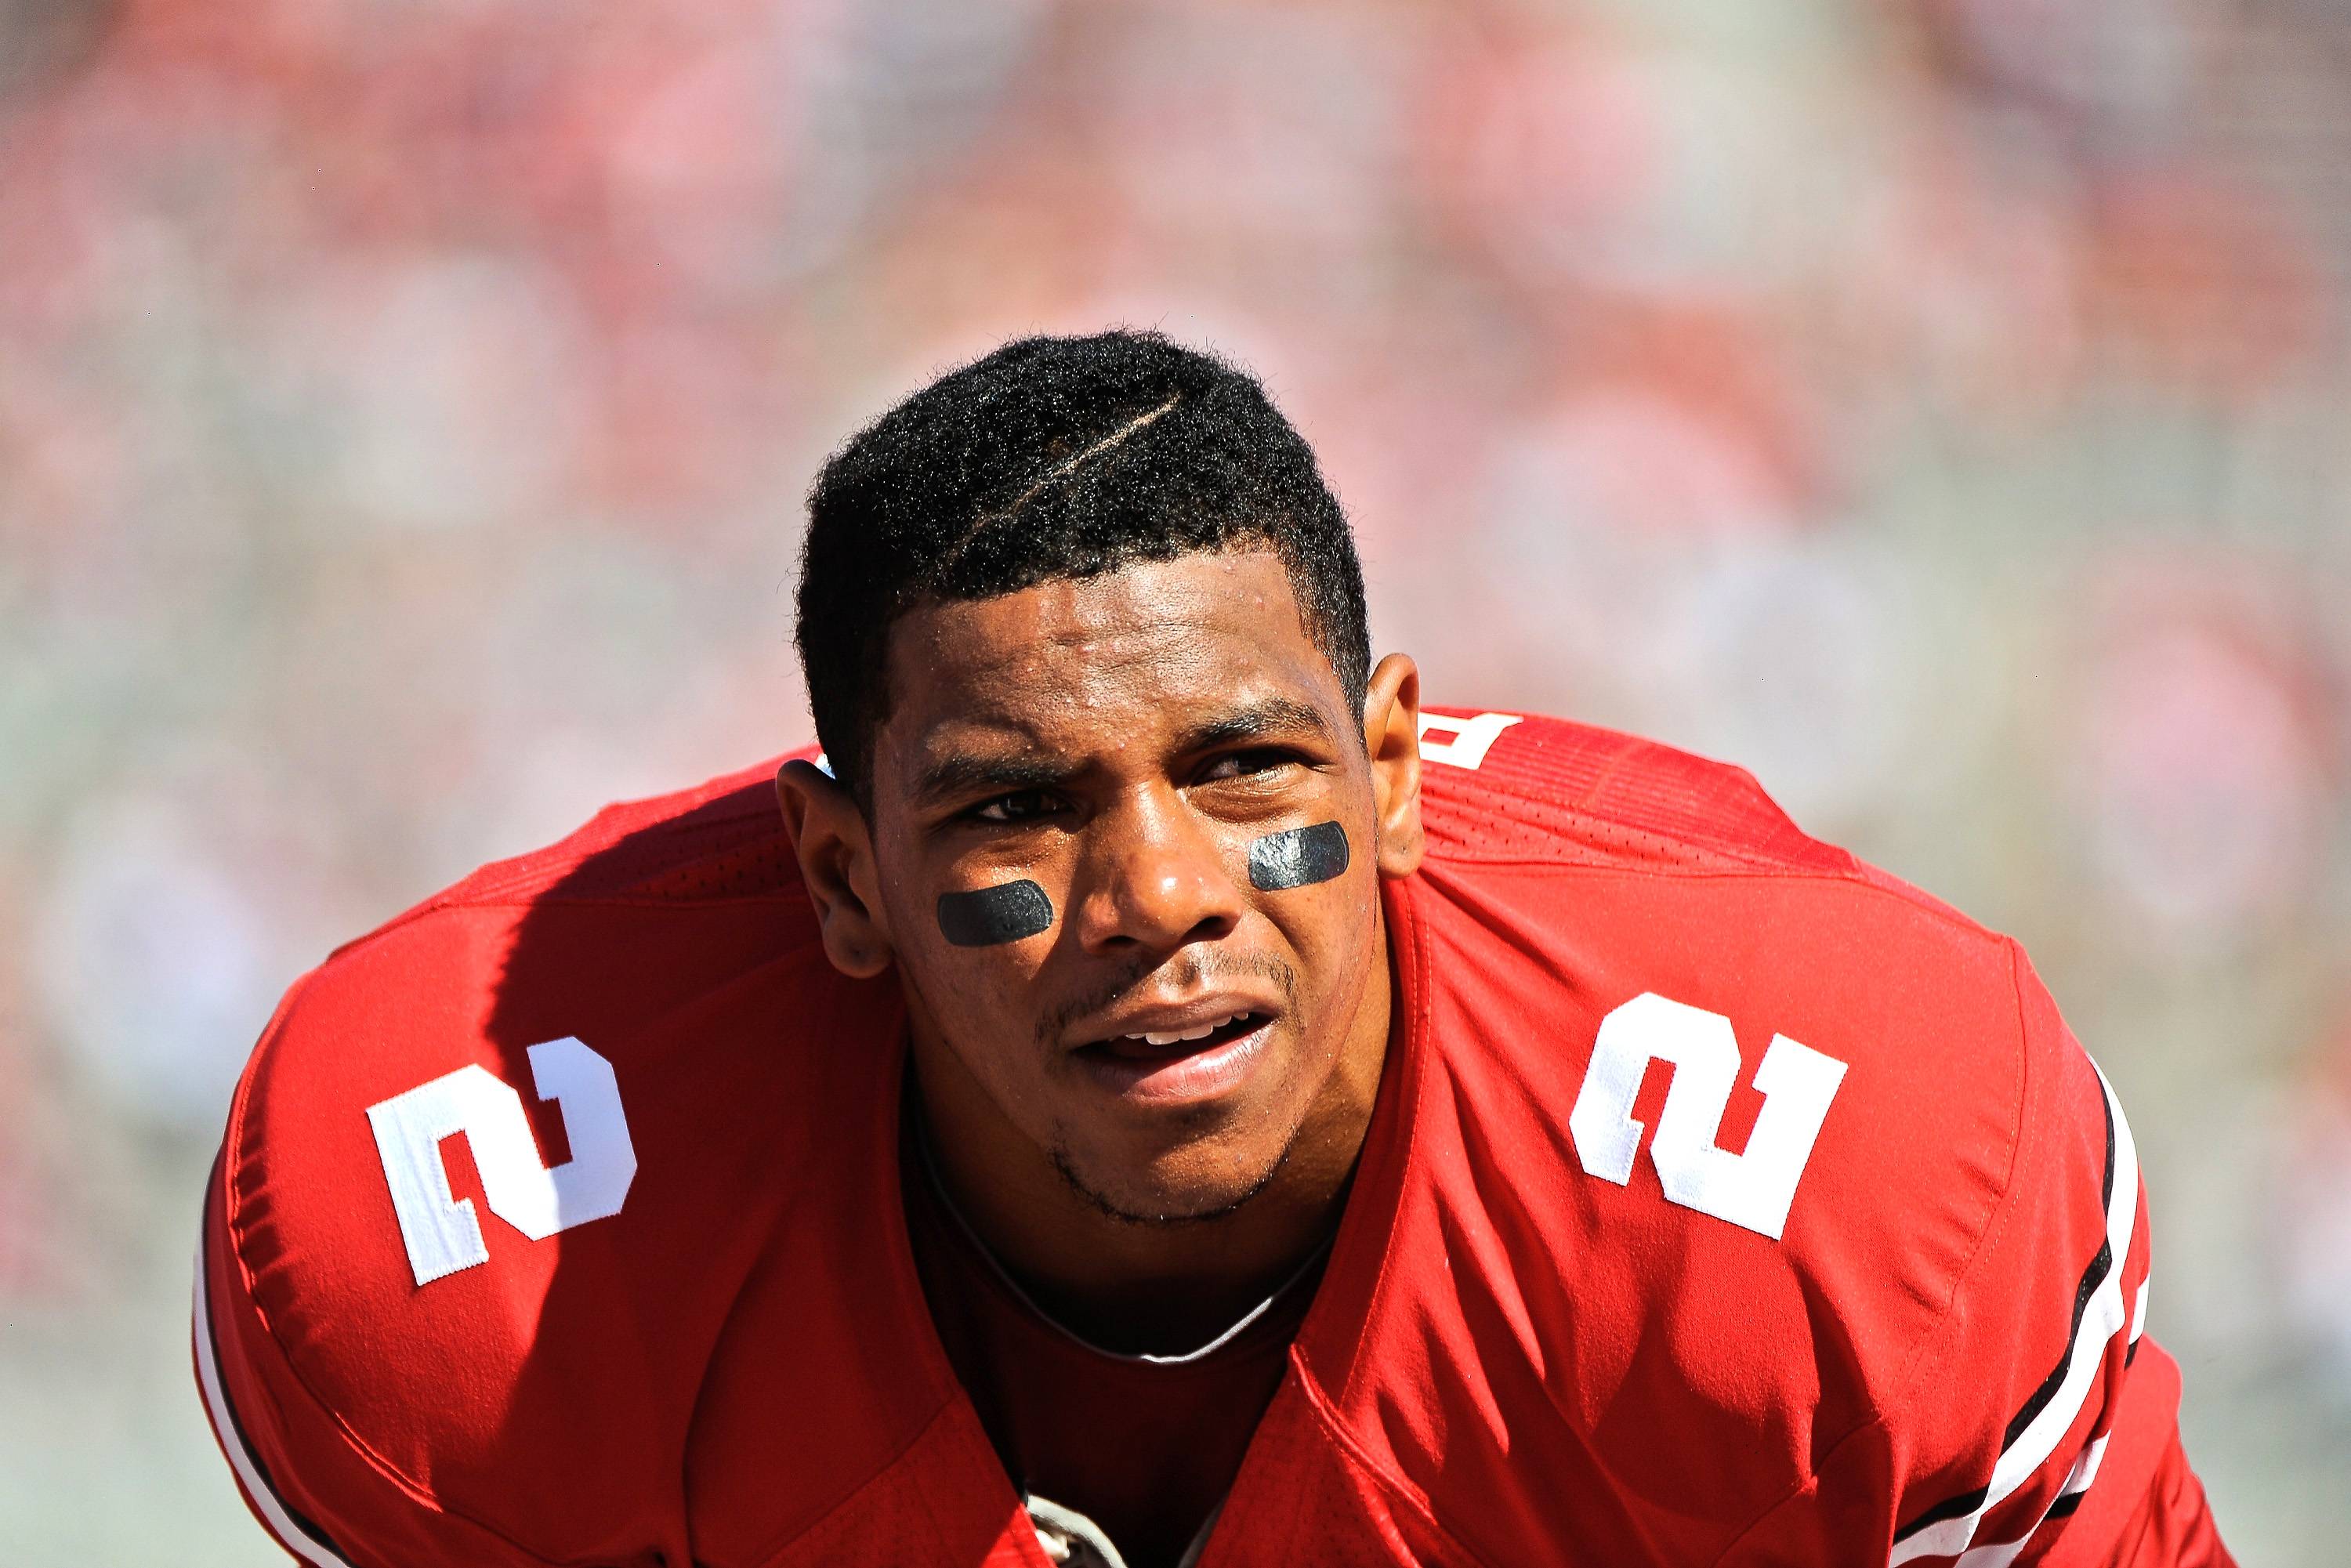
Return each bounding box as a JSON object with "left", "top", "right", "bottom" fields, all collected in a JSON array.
[
  {"left": 1362, "top": 654, "right": 1426, "bottom": 879},
  {"left": 774, "top": 759, "right": 896, "bottom": 980}
]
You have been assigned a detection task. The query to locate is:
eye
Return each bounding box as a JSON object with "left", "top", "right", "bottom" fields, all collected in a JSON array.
[
  {"left": 971, "top": 789, "right": 1061, "bottom": 824},
  {"left": 1197, "top": 748, "right": 1301, "bottom": 784}
]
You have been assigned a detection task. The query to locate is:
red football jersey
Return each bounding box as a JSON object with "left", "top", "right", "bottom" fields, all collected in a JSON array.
[{"left": 194, "top": 709, "right": 2229, "bottom": 1567}]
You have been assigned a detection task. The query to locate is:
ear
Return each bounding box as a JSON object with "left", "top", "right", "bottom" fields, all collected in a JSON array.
[
  {"left": 1361, "top": 653, "right": 1425, "bottom": 879},
  {"left": 774, "top": 759, "right": 895, "bottom": 980}
]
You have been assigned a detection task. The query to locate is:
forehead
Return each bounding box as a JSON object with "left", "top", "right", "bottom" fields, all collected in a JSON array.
[{"left": 879, "top": 550, "right": 1339, "bottom": 759}]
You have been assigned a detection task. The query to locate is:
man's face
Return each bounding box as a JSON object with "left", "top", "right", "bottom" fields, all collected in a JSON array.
[{"left": 860, "top": 550, "right": 1404, "bottom": 1222}]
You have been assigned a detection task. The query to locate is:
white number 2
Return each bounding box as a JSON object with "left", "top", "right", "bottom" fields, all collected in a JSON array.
[
  {"left": 366, "top": 1037, "right": 638, "bottom": 1287},
  {"left": 1569, "top": 993, "right": 1847, "bottom": 1240}
]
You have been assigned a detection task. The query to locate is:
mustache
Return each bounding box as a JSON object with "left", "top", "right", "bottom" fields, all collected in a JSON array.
[{"left": 1038, "top": 947, "right": 1302, "bottom": 1048}]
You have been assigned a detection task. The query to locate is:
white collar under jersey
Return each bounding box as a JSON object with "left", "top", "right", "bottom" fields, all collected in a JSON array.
[{"left": 912, "top": 1117, "right": 1335, "bottom": 1366}]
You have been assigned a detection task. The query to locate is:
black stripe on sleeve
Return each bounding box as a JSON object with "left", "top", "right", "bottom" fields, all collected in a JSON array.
[
  {"left": 201, "top": 1172, "right": 354, "bottom": 1565},
  {"left": 1893, "top": 1089, "right": 2119, "bottom": 1545}
]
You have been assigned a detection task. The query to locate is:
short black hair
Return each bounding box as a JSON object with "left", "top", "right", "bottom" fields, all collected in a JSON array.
[{"left": 795, "top": 330, "right": 1371, "bottom": 806}]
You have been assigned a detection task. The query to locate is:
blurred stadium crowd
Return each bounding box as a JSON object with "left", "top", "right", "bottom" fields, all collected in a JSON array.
[{"left": 1, "top": 0, "right": 2347, "bottom": 1560}]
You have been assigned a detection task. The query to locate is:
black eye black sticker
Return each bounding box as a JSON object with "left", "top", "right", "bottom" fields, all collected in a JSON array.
[
  {"left": 936, "top": 880, "right": 1055, "bottom": 947},
  {"left": 1248, "top": 821, "right": 1350, "bottom": 891}
]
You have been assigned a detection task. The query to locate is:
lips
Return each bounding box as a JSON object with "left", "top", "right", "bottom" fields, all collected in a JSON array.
[
  {"left": 1074, "top": 1018, "right": 1276, "bottom": 1104},
  {"left": 1069, "top": 994, "right": 1281, "bottom": 1052},
  {"left": 1067, "top": 999, "right": 1283, "bottom": 1106}
]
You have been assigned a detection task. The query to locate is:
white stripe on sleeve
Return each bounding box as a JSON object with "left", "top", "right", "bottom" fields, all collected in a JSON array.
[
  {"left": 1889, "top": 1062, "right": 2139, "bottom": 1566},
  {"left": 194, "top": 1227, "right": 355, "bottom": 1568}
]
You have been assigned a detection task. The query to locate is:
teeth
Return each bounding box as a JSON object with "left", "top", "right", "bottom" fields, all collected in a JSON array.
[{"left": 1128, "top": 1011, "right": 1246, "bottom": 1048}]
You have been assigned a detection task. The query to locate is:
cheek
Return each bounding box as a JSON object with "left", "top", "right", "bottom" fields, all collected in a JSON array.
[
  {"left": 1241, "top": 817, "right": 1369, "bottom": 982},
  {"left": 891, "top": 889, "right": 1061, "bottom": 1063},
  {"left": 1260, "top": 859, "right": 1381, "bottom": 1013},
  {"left": 910, "top": 939, "right": 1050, "bottom": 1027}
]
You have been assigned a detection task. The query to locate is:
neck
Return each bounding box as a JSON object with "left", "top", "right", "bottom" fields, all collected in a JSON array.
[{"left": 908, "top": 924, "right": 1394, "bottom": 1356}]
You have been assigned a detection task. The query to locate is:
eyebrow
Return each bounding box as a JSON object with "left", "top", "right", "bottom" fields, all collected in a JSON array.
[
  {"left": 910, "top": 751, "right": 1085, "bottom": 809},
  {"left": 1176, "top": 696, "right": 1339, "bottom": 754}
]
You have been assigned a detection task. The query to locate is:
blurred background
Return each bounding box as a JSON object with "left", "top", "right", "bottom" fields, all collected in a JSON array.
[{"left": 1, "top": 0, "right": 2346, "bottom": 1559}]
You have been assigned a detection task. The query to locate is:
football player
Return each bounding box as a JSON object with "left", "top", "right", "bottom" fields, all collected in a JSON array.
[{"left": 195, "top": 331, "right": 2232, "bottom": 1567}]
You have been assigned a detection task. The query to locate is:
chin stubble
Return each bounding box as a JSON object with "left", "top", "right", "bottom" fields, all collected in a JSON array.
[{"left": 1049, "top": 1139, "right": 1292, "bottom": 1228}]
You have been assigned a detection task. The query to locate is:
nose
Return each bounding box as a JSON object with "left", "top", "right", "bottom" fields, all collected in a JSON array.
[{"left": 1072, "top": 790, "right": 1244, "bottom": 957}]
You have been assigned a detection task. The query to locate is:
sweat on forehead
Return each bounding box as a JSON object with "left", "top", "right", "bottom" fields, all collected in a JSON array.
[
  {"left": 882, "top": 574, "right": 1353, "bottom": 808},
  {"left": 794, "top": 329, "right": 1371, "bottom": 806},
  {"left": 891, "top": 552, "right": 1312, "bottom": 696}
]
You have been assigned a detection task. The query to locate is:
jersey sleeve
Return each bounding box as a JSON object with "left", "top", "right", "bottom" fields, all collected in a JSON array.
[
  {"left": 187, "top": 762, "right": 961, "bottom": 1568},
  {"left": 187, "top": 904, "right": 690, "bottom": 1568},
  {"left": 191, "top": 972, "right": 569, "bottom": 1568},
  {"left": 1878, "top": 947, "right": 2219, "bottom": 1568},
  {"left": 196, "top": 1152, "right": 560, "bottom": 1568},
  {"left": 1722, "top": 945, "right": 2229, "bottom": 1568},
  {"left": 2059, "top": 1426, "right": 2232, "bottom": 1568}
]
